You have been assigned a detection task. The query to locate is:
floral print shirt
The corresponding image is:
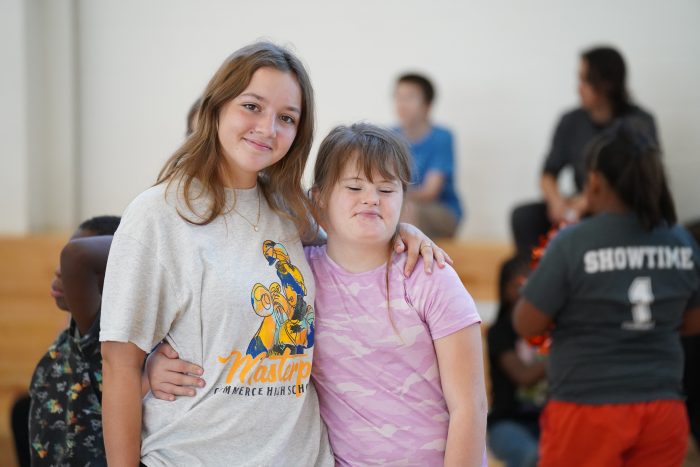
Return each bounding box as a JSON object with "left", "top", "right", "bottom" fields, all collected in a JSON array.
[{"left": 29, "top": 314, "right": 105, "bottom": 466}]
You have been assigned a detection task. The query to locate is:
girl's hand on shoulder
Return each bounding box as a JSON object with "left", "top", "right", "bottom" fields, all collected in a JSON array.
[
  {"left": 395, "top": 223, "right": 453, "bottom": 277},
  {"left": 146, "top": 342, "right": 205, "bottom": 401}
]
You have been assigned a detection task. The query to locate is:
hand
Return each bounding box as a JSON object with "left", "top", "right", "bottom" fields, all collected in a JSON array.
[
  {"left": 146, "top": 342, "right": 205, "bottom": 401},
  {"left": 395, "top": 223, "right": 453, "bottom": 277},
  {"left": 546, "top": 196, "right": 569, "bottom": 224},
  {"left": 568, "top": 195, "right": 588, "bottom": 220}
]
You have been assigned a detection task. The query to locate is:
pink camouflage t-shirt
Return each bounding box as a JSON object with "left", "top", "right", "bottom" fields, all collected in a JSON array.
[{"left": 305, "top": 246, "right": 485, "bottom": 466}]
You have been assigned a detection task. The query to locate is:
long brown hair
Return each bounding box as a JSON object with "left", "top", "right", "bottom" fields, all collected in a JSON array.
[{"left": 157, "top": 42, "right": 316, "bottom": 238}]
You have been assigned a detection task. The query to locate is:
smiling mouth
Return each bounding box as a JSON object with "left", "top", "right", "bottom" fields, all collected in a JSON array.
[{"left": 244, "top": 138, "right": 273, "bottom": 151}]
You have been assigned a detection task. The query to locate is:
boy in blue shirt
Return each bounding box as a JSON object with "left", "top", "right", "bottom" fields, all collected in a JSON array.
[{"left": 394, "top": 73, "right": 463, "bottom": 237}]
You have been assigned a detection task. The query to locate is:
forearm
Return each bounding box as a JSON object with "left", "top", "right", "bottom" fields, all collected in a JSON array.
[
  {"left": 444, "top": 402, "right": 487, "bottom": 467},
  {"left": 408, "top": 171, "right": 445, "bottom": 202},
  {"left": 540, "top": 174, "right": 562, "bottom": 205},
  {"left": 681, "top": 307, "right": 700, "bottom": 335},
  {"left": 102, "top": 343, "right": 145, "bottom": 467},
  {"left": 408, "top": 187, "right": 439, "bottom": 202}
]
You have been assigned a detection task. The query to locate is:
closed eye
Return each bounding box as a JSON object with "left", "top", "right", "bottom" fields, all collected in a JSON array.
[{"left": 346, "top": 186, "right": 362, "bottom": 191}]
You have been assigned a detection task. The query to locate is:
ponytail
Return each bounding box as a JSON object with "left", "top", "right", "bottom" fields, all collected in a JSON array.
[{"left": 585, "top": 119, "right": 677, "bottom": 230}]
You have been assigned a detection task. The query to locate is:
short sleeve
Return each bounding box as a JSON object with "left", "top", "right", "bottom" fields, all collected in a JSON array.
[
  {"left": 408, "top": 263, "right": 481, "bottom": 341},
  {"left": 100, "top": 209, "right": 186, "bottom": 354},
  {"left": 521, "top": 234, "right": 570, "bottom": 319},
  {"left": 425, "top": 129, "right": 455, "bottom": 176},
  {"left": 542, "top": 115, "right": 571, "bottom": 177}
]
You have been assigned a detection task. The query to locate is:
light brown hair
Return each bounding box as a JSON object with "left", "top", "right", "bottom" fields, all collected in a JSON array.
[
  {"left": 312, "top": 123, "right": 412, "bottom": 338},
  {"left": 312, "top": 122, "right": 412, "bottom": 223},
  {"left": 157, "top": 42, "right": 316, "bottom": 238}
]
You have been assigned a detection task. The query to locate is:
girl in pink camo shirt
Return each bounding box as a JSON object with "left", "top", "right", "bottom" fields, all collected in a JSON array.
[{"left": 149, "top": 123, "right": 487, "bottom": 466}]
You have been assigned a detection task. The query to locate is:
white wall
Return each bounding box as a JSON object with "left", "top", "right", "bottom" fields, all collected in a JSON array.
[
  {"left": 0, "top": 0, "right": 30, "bottom": 234},
  {"left": 4, "top": 0, "right": 700, "bottom": 239}
]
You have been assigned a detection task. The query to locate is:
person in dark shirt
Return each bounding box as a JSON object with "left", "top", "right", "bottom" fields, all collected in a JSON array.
[
  {"left": 28, "top": 216, "right": 120, "bottom": 466},
  {"left": 514, "top": 122, "right": 700, "bottom": 466},
  {"left": 487, "top": 255, "right": 546, "bottom": 467},
  {"left": 512, "top": 46, "right": 658, "bottom": 256}
]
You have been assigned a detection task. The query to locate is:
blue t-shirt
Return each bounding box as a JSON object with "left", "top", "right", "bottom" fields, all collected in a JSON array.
[{"left": 395, "top": 125, "right": 463, "bottom": 221}]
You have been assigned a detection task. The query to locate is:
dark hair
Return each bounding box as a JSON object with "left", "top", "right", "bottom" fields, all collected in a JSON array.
[
  {"left": 157, "top": 42, "right": 316, "bottom": 239},
  {"left": 585, "top": 119, "right": 677, "bottom": 230},
  {"left": 581, "top": 46, "right": 631, "bottom": 116},
  {"left": 493, "top": 255, "right": 529, "bottom": 328},
  {"left": 396, "top": 73, "right": 435, "bottom": 105},
  {"left": 78, "top": 215, "right": 121, "bottom": 236}
]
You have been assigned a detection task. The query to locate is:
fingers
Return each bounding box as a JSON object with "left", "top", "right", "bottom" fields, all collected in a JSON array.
[
  {"left": 421, "top": 243, "right": 435, "bottom": 274},
  {"left": 152, "top": 390, "right": 177, "bottom": 401},
  {"left": 394, "top": 237, "right": 406, "bottom": 253},
  {"left": 432, "top": 245, "right": 453, "bottom": 267},
  {"left": 158, "top": 342, "right": 179, "bottom": 359},
  {"left": 403, "top": 239, "right": 421, "bottom": 277},
  {"left": 152, "top": 381, "right": 201, "bottom": 399},
  {"left": 151, "top": 352, "right": 202, "bottom": 376},
  {"left": 156, "top": 371, "right": 205, "bottom": 389}
]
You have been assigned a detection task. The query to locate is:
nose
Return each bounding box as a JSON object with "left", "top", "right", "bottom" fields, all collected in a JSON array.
[
  {"left": 254, "top": 111, "right": 277, "bottom": 138},
  {"left": 362, "top": 189, "right": 379, "bottom": 205}
]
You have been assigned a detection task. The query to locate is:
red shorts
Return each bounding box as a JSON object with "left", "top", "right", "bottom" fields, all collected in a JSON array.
[{"left": 539, "top": 400, "right": 688, "bottom": 467}]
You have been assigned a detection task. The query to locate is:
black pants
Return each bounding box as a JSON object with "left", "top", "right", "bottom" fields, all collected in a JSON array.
[{"left": 11, "top": 393, "right": 30, "bottom": 467}]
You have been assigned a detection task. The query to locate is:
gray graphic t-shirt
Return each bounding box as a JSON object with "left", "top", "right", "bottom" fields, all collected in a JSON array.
[
  {"left": 523, "top": 213, "right": 700, "bottom": 404},
  {"left": 100, "top": 183, "right": 333, "bottom": 467}
]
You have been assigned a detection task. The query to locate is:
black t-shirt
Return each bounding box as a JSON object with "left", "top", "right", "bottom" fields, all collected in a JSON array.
[
  {"left": 522, "top": 214, "right": 700, "bottom": 404},
  {"left": 488, "top": 306, "right": 546, "bottom": 423},
  {"left": 542, "top": 106, "right": 658, "bottom": 191}
]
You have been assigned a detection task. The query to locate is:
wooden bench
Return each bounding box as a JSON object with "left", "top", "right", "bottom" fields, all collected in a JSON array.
[
  {"left": 0, "top": 234, "right": 70, "bottom": 467},
  {"left": 437, "top": 239, "right": 513, "bottom": 302}
]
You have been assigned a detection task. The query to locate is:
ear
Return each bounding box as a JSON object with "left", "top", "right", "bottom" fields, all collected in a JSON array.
[{"left": 585, "top": 171, "right": 602, "bottom": 193}]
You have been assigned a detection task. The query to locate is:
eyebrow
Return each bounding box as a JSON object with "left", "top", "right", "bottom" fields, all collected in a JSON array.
[
  {"left": 239, "top": 92, "right": 301, "bottom": 115},
  {"left": 341, "top": 176, "right": 397, "bottom": 184}
]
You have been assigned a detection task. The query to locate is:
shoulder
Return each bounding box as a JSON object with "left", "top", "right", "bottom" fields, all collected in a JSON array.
[
  {"left": 668, "top": 224, "right": 700, "bottom": 249},
  {"left": 399, "top": 255, "right": 466, "bottom": 294},
  {"left": 303, "top": 245, "right": 326, "bottom": 264},
  {"left": 558, "top": 107, "right": 588, "bottom": 126},
  {"left": 627, "top": 104, "right": 655, "bottom": 122},
  {"left": 430, "top": 125, "right": 454, "bottom": 142},
  {"left": 119, "top": 182, "right": 197, "bottom": 234},
  {"left": 121, "top": 183, "right": 174, "bottom": 223}
]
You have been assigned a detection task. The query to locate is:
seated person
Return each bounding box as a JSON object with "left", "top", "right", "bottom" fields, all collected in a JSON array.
[
  {"left": 28, "top": 216, "right": 120, "bottom": 466},
  {"left": 487, "top": 256, "right": 546, "bottom": 467},
  {"left": 512, "top": 46, "right": 658, "bottom": 255},
  {"left": 394, "top": 73, "right": 463, "bottom": 238}
]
